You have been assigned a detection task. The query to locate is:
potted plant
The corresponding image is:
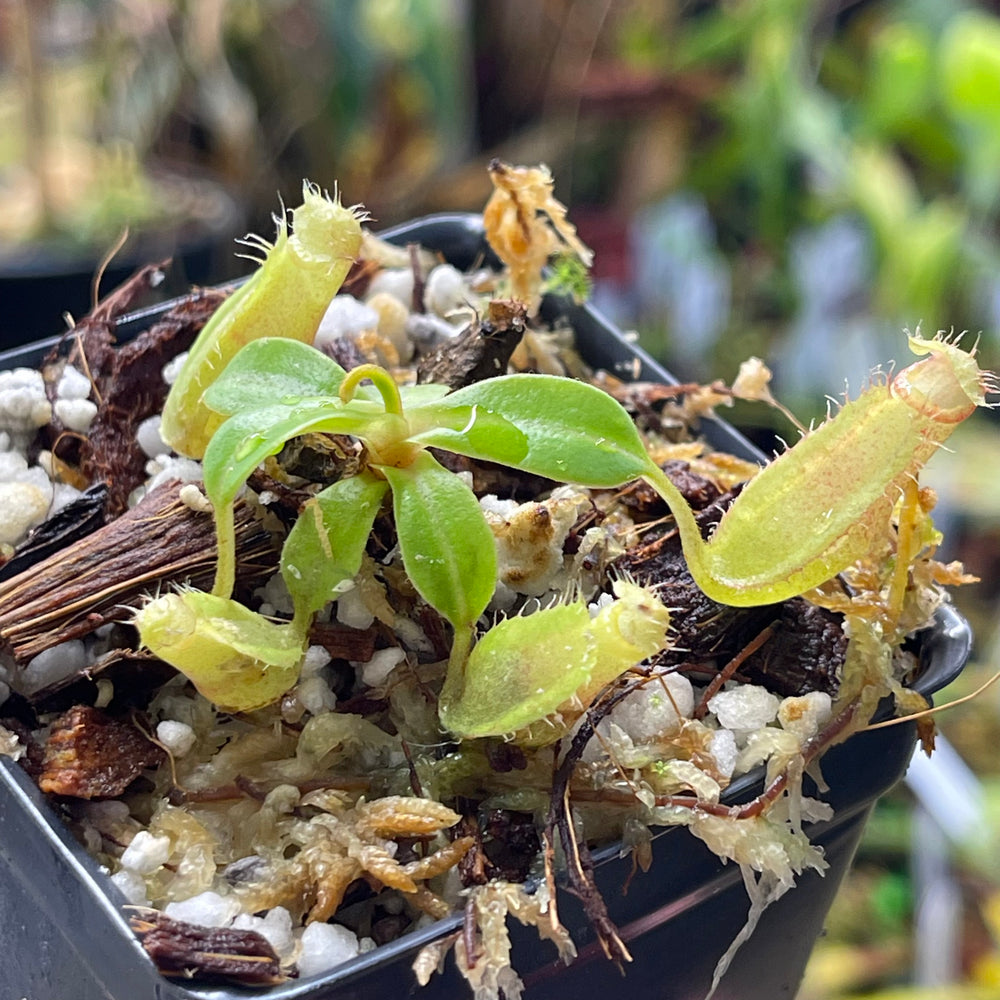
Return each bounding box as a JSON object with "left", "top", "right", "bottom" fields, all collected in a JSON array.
[{"left": 0, "top": 164, "right": 986, "bottom": 1000}]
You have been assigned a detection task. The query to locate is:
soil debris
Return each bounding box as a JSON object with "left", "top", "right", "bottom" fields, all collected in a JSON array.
[{"left": 417, "top": 298, "right": 527, "bottom": 389}]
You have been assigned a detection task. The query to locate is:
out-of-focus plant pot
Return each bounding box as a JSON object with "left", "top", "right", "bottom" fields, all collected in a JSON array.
[{"left": 0, "top": 175, "right": 245, "bottom": 350}]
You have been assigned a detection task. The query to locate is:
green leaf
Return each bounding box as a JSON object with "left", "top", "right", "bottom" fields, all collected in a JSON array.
[
  {"left": 202, "top": 399, "right": 383, "bottom": 508},
  {"left": 397, "top": 383, "right": 453, "bottom": 406},
  {"left": 379, "top": 451, "right": 496, "bottom": 630},
  {"left": 281, "top": 471, "right": 389, "bottom": 623},
  {"left": 941, "top": 11, "right": 1000, "bottom": 126},
  {"left": 204, "top": 338, "right": 351, "bottom": 416},
  {"left": 418, "top": 374, "right": 654, "bottom": 487},
  {"left": 406, "top": 399, "right": 529, "bottom": 466}
]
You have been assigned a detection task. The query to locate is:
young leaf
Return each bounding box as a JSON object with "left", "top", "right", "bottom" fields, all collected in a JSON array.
[
  {"left": 378, "top": 450, "right": 497, "bottom": 631},
  {"left": 202, "top": 401, "right": 383, "bottom": 509},
  {"left": 405, "top": 398, "right": 529, "bottom": 467},
  {"left": 417, "top": 373, "right": 654, "bottom": 486},
  {"left": 281, "top": 472, "right": 389, "bottom": 625},
  {"left": 202, "top": 399, "right": 386, "bottom": 599},
  {"left": 204, "top": 338, "right": 352, "bottom": 416},
  {"left": 396, "top": 383, "right": 454, "bottom": 406}
]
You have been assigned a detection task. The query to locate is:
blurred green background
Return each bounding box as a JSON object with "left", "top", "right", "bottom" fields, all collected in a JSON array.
[{"left": 2, "top": 1, "right": 999, "bottom": 996}]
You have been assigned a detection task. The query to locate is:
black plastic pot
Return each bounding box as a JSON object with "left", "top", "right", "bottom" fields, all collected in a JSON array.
[
  {"left": 0, "top": 215, "right": 974, "bottom": 1000},
  {"left": 0, "top": 176, "right": 246, "bottom": 351}
]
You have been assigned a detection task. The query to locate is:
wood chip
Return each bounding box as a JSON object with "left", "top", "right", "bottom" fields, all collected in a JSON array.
[
  {"left": 72, "top": 285, "right": 229, "bottom": 516},
  {"left": 416, "top": 298, "right": 526, "bottom": 388},
  {"left": 39, "top": 705, "right": 165, "bottom": 798},
  {"left": 129, "top": 909, "right": 287, "bottom": 986}
]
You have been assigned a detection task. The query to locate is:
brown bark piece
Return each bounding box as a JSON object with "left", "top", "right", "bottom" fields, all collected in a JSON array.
[
  {"left": 129, "top": 910, "right": 287, "bottom": 986},
  {"left": 0, "top": 483, "right": 108, "bottom": 583},
  {"left": 76, "top": 288, "right": 229, "bottom": 516},
  {"left": 739, "top": 599, "right": 847, "bottom": 697},
  {"left": 39, "top": 705, "right": 165, "bottom": 798},
  {"left": 307, "top": 621, "right": 379, "bottom": 663},
  {"left": 416, "top": 298, "right": 526, "bottom": 388}
]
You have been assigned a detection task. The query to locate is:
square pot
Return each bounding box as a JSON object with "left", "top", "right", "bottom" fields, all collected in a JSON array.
[{"left": 0, "top": 214, "right": 974, "bottom": 1000}]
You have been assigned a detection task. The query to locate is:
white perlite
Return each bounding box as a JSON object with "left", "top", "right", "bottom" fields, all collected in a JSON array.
[
  {"left": 141, "top": 455, "right": 204, "bottom": 497},
  {"left": 366, "top": 265, "right": 415, "bottom": 306},
  {"left": 707, "top": 685, "right": 781, "bottom": 733},
  {"left": 424, "top": 263, "right": 470, "bottom": 317},
  {"left": 156, "top": 720, "right": 198, "bottom": 757},
  {"left": 164, "top": 891, "right": 241, "bottom": 928},
  {"left": 161, "top": 352, "right": 188, "bottom": 386},
  {"left": 708, "top": 728, "right": 739, "bottom": 780},
  {"left": 481, "top": 489, "right": 591, "bottom": 597},
  {"left": 120, "top": 831, "right": 172, "bottom": 875},
  {"left": 0, "top": 368, "right": 52, "bottom": 444},
  {"left": 21, "top": 639, "right": 89, "bottom": 695},
  {"left": 0, "top": 481, "right": 50, "bottom": 545},
  {"left": 110, "top": 868, "right": 149, "bottom": 905},
  {"left": 232, "top": 908, "right": 296, "bottom": 962},
  {"left": 54, "top": 397, "right": 98, "bottom": 433},
  {"left": 335, "top": 584, "right": 375, "bottom": 629},
  {"left": 297, "top": 922, "right": 368, "bottom": 979},
  {"left": 55, "top": 364, "right": 92, "bottom": 401},
  {"left": 777, "top": 691, "right": 832, "bottom": 740},
  {"left": 314, "top": 295, "right": 379, "bottom": 352},
  {"left": 360, "top": 646, "right": 407, "bottom": 688},
  {"left": 297, "top": 675, "right": 337, "bottom": 716},
  {"left": 601, "top": 673, "right": 695, "bottom": 743},
  {"left": 0, "top": 451, "right": 57, "bottom": 546},
  {"left": 137, "top": 414, "right": 171, "bottom": 458}
]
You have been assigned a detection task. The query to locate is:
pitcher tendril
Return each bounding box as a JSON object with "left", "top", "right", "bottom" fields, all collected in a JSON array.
[{"left": 338, "top": 363, "right": 403, "bottom": 414}]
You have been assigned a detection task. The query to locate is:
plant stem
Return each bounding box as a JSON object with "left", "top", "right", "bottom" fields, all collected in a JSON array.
[
  {"left": 641, "top": 460, "right": 714, "bottom": 585},
  {"left": 212, "top": 501, "right": 237, "bottom": 597}
]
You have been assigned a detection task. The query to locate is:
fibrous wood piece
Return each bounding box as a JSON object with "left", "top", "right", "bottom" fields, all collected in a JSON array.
[
  {"left": 416, "top": 299, "right": 526, "bottom": 389},
  {"left": 73, "top": 286, "right": 230, "bottom": 516},
  {"left": 0, "top": 480, "right": 277, "bottom": 672}
]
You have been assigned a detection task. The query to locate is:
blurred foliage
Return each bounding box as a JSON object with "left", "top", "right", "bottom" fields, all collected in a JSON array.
[
  {"left": 445, "top": 1, "right": 1000, "bottom": 424},
  {"left": 0, "top": 0, "right": 245, "bottom": 254},
  {"left": 8, "top": 0, "right": 1000, "bottom": 381},
  {"left": 0, "top": 0, "right": 472, "bottom": 251},
  {"left": 553, "top": 0, "right": 1000, "bottom": 414}
]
